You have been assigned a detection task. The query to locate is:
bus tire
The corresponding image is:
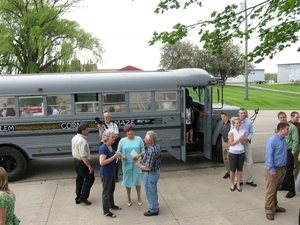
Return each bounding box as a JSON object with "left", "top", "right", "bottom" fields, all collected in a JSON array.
[
  {"left": 0, "top": 146, "right": 27, "bottom": 181},
  {"left": 214, "top": 136, "right": 224, "bottom": 163}
]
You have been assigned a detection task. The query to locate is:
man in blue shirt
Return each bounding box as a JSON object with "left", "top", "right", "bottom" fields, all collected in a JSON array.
[
  {"left": 277, "top": 111, "right": 299, "bottom": 198},
  {"left": 265, "top": 122, "right": 289, "bottom": 221}
]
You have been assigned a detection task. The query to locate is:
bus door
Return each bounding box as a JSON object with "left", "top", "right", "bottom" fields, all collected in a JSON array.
[
  {"left": 180, "top": 87, "right": 187, "bottom": 162},
  {"left": 203, "top": 86, "right": 213, "bottom": 159}
]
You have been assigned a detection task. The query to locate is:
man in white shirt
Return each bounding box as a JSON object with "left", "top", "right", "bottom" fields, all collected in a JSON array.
[{"left": 72, "top": 122, "right": 95, "bottom": 205}]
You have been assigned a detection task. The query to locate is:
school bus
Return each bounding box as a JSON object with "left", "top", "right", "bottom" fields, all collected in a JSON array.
[{"left": 0, "top": 68, "right": 241, "bottom": 181}]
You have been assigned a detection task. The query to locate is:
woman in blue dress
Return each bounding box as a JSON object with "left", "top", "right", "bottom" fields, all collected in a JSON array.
[
  {"left": 0, "top": 167, "right": 20, "bottom": 225},
  {"left": 117, "top": 124, "right": 145, "bottom": 207}
]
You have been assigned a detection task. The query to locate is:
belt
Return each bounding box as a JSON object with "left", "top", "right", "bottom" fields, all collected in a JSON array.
[
  {"left": 274, "top": 166, "right": 286, "bottom": 170},
  {"left": 74, "top": 158, "right": 83, "bottom": 162}
]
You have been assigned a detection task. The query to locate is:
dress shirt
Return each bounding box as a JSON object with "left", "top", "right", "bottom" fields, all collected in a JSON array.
[
  {"left": 265, "top": 133, "right": 288, "bottom": 173},
  {"left": 231, "top": 118, "right": 253, "bottom": 141},
  {"left": 274, "top": 122, "right": 299, "bottom": 154}
]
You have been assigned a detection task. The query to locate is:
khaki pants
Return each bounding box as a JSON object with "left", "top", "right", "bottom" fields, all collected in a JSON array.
[
  {"left": 243, "top": 143, "right": 253, "bottom": 182},
  {"left": 222, "top": 141, "right": 230, "bottom": 173},
  {"left": 294, "top": 143, "right": 300, "bottom": 180},
  {"left": 264, "top": 166, "right": 286, "bottom": 213}
]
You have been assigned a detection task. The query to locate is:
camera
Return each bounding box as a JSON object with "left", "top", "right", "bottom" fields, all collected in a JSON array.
[{"left": 95, "top": 117, "right": 101, "bottom": 125}]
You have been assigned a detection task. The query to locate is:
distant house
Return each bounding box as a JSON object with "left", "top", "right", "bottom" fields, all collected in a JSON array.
[
  {"left": 226, "top": 69, "right": 265, "bottom": 83},
  {"left": 117, "top": 65, "right": 143, "bottom": 71},
  {"left": 97, "top": 65, "right": 143, "bottom": 73},
  {"left": 277, "top": 63, "right": 300, "bottom": 83}
]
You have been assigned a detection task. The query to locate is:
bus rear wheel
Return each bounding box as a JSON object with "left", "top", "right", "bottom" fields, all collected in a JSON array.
[
  {"left": 214, "top": 136, "right": 224, "bottom": 163},
  {"left": 0, "top": 146, "right": 27, "bottom": 181}
]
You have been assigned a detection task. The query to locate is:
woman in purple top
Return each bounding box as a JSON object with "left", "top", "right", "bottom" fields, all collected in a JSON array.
[{"left": 99, "top": 129, "right": 121, "bottom": 218}]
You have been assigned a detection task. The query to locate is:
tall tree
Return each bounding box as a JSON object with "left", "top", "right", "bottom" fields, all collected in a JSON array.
[
  {"left": 160, "top": 40, "right": 251, "bottom": 83},
  {"left": 149, "top": 0, "right": 300, "bottom": 64},
  {"left": 159, "top": 40, "right": 200, "bottom": 69},
  {"left": 0, "top": 0, "right": 104, "bottom": 74}
]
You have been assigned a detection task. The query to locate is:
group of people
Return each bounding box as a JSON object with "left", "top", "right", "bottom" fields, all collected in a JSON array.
[
  {"left": 71, "top": 111, "right": 162, "bottom": 218},
  {"left": 220, "top": 109, "right": 300, "bottom": 221},
  {"left": 220, "top": 108, "right": 256, "bottom": 193}
]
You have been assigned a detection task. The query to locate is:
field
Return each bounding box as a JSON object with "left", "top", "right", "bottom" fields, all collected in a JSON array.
[{"left": 190, "top": 83, "right": 300, "bottom": 110}]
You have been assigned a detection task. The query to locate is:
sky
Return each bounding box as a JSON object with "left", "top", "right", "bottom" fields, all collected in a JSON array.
[{"left": 65, "top": 0, "right": 300, "bottom": 73}]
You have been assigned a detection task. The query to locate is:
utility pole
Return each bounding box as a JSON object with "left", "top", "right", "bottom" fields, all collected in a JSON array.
[{"left": 241, "top": 0, "right": 249, "bottom": 100}]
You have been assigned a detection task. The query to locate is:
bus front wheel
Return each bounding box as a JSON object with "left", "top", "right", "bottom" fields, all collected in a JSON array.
[
  {"left": 0, "top": 146, "right": 27, "bottom": 181},
  {"left": 214, "top": 136, "right": 224, "bottom": 163}
]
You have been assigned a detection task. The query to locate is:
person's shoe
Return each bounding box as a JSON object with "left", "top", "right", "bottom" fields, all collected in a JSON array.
[
  {"left": 278, "top": 185, "right": 287, "bottom": 191},
  {"left": 266, "top": 213, "right": 274, "bottom": 220},
  {"left": 246, "top": 181, "right": 257, "bottom": 187},
  {"left": 275, "top": 207, "right": 286, "bottom": 212},
  {"left": 285, "top": 191, "right": 295, "bottom": 198},
  {"left": 144, "top": 210, "right": 159, "bottom": 216},
  {"left": 79, "top": 199, "right": 92, "bottom": 205},
  {"left": 223, "top": 172, "right": 230, "bottom": 179},
  {"left": 75, "top": 198, "right": 81, "bottom": 204}
]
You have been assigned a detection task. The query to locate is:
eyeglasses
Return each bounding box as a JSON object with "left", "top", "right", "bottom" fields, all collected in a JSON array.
[{"left": 110, "top": 136, "right": 116, "bottom": 139}]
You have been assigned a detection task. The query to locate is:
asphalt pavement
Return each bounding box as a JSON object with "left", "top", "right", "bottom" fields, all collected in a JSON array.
[{"left": 11, "top": 163, "right": 300, "bottom": 225}]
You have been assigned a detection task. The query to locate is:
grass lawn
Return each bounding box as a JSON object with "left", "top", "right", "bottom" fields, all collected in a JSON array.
[
  {"left": 250, "top": 83, "right": 300, "bottom": 92},
  {"left": 190, "top": 83, "right": 299, "bottom": 110}
]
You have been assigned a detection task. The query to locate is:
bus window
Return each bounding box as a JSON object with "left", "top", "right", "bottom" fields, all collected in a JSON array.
[
  {"left": 47, "top": 94, "right": 71, "bottom": 115},
  {"left": 0, "top": 97, "right": 16, "bottom": 117},
  {"left": 103, "top": 93, "right": 125, "bottom": 113},
  {"left": 75, "top": 93, "right": 98, "bottom": 114},
  {"left": 129, "top": 92, "right": 150, "bottom": 112},
  {"left": 155, "top": 91, "right": 177, "bottom": 110},
  {"left": 19, "top": 96, "right": 43, "bottom": 116}
]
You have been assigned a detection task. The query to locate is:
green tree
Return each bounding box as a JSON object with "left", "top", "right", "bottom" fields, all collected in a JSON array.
[
  {"left": 160, "top": 40, "right": 252, "bottom": 83},
  {"left": 0, "top": 0, "right": 104, "bottom": 74},
  {"left": 149, "top": 0, "right": 300, "bottom": 64},
  {"left": 159, "top": 40, "right": 200, "bottom": 69}
]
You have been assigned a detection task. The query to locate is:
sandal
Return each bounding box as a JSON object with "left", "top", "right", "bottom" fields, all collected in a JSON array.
[
  {"left": 104, "top": 211, "right": 116, "bottom": 218},
  {"left": 111, "top": 205, "right": 122, "bottom": 210}
]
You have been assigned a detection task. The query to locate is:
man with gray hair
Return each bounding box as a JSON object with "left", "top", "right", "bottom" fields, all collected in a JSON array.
[{"left": 135, "top": 131, "right": 161, "bottom": 216}]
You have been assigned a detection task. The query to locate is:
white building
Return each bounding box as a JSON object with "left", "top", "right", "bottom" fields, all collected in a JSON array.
[
  {"left": 277, "top": 63, "right": 300, "bottom": 83},
  {"left": 226, "top": 69, "right": 265, "bottom": 83}
]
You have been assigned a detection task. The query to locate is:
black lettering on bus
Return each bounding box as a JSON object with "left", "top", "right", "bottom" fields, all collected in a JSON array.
[{"left": 0, "top": 125, "right": 14, "bottom": 132}]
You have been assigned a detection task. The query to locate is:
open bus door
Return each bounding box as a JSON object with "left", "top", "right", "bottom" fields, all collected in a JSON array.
[
  {"left": 180, "top": 87, "right": 187, "bottom": 162},
  {"left": 203, "top": 86, "right": 213, "bottom": 159}
]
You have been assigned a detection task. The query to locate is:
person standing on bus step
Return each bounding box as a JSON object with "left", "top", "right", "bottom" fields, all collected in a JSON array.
[
  {"left": 0, "top": 167, "right": 20, "bottom": 225},
  {"left": 97, "top": 112, "right": 120, "bottom": 182},
  {"left": 135, "top": 131, "right": 161, "bottom": 216},
  {"left": 99, "top": 129, "right": 122, "bottom": 218},
  {"left": 220, "top": 112, "right": 231, "bottom": 179},
  {"left": 264, "top": 122, "right": 289, "bottom": 221},
  {"left": 228, "top": 117, "right": 247, "bottom": 192},
  {"left": 289, "top": 111, "right": 300, "bottom": 180},
  {"left": 117, "top": 124, "right": 145, "bottom": 207},
  {"left": 72, "top": 122, "right": 95, "bottom": 205},
  {"left": 277, "top": 111, "right": 298, "bottom": 198},
  {"left": 21, "top": 106, "right": 33, "bottom": 116},
  {"left": 186, "top": 93, "right": 194, "bottom": 143},
  {"left": 232, "top": 108, "right": 256, "bottom": 187}
]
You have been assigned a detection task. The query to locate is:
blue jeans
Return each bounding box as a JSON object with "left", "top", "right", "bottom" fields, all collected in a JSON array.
[{"left": 143, "top": 170, "right": 160, "bottom": 213}]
